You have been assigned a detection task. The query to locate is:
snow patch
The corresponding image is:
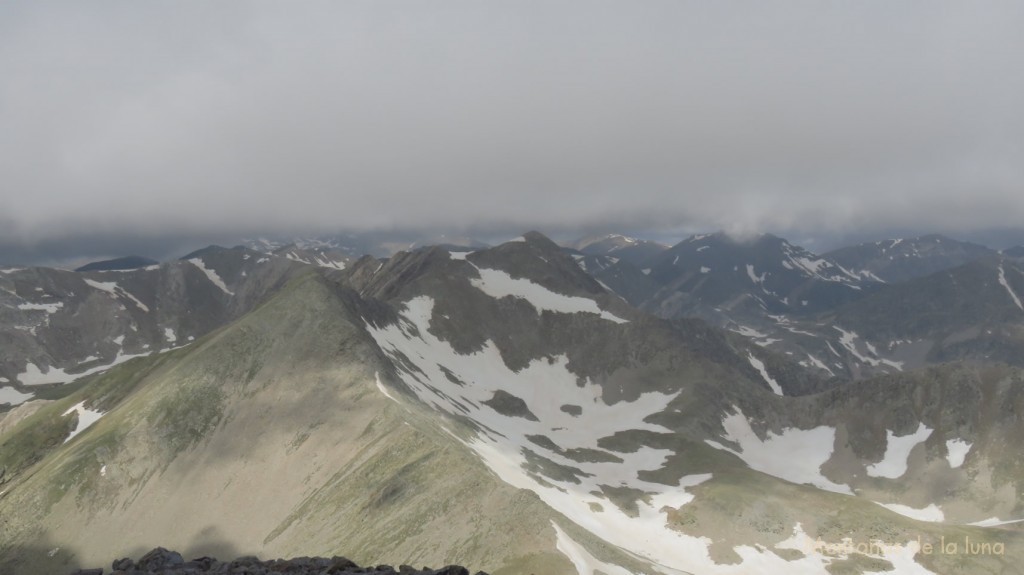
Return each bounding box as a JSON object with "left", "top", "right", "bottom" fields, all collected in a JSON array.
[
  {"left": 17, "top": 351, "right": 151, "bottom": 386},
  {"left": 747, "top": 353, "right": 783, "bottom": 395},
  {"left": 969, "top": 517, "right": 1024, "bottom": 527},
  {"left": 163, "top": 328, "right": 177, "bottom": 343},
  {"left": 875, "top": 502, "right": 945, "bottom": 523},
  {"left": 84, "top": 279, "right": 118, "bottom": 294},
  {"left": 730, "top": 325, "right": 768, "bottom": 339},
  {"left": 84, "top": 279, "right": 149, "bottom": 311},
  {"left": 700, "top": 266, "right": 711, "bottom": 273},
  {"left": 706, "top": 408, "right": 851, "bottom": 494},
  {"left": 866, "top": 423, "right": 933, "bottom": 479},
  {"left": 375, "top": 372, "right": 398, "bottom": 402},
  {"left": 62, "top": 401, "right": 105, "bottom": 443},
  {"left": 448, "top": 251, "right": 472, "bottom": 260},
  {"left": 746, "top": 264, "right": 766, "bottom": 284},
  {"left": 858, "top": 269, "right": 886, "bottom": 282},
  {"left": 17, "top": 302, "right": 63, "bottom": 313},
  {"left": 470, "top": 266, "right": 628, "bottom": 323},
  {"left": 997, "top": 264, "right": 1023, "bottom": 311},
  {"left": 945, "top": 439, "right": 972, "bottom": 468},
  {"left": 0, "top": 386, "right": 34, "bottom": 406},
  {"left": 188, "top": 259, "right": 234, "bottom": 295},
  {"left": 804, "top": 354, "right": 835, "bottom": 376},
  {"left": 367, "top": 297, "right": 938, "bottom": 575},
  {"left": 834, "top": 327, "right": 904, "bottom": 370},
  {"left": 366, "top": 297, "right": 743, "bottom": 574},
  {"left": 776, "top": 524, "right": 937, "bottom": 575}
]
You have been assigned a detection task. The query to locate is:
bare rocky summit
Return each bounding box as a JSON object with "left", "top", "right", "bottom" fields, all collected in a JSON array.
[{"left": 68, "top": 547, "right": 487, "bottom": 575}]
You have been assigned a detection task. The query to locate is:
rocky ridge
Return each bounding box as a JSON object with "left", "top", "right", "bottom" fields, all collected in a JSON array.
[{"left": 69, "top": 547, "right": 486, "bottom": 575}]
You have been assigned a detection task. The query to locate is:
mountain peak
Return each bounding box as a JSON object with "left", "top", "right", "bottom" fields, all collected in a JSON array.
[
  {"left": 179, "top": 245, "right": 230, "bottom": 260},
  {"left": 74, "top": 255, "right": 159, "bottom": 273},
  {"left": 520, "top": 230, "right": 558, "bottom": 247}
]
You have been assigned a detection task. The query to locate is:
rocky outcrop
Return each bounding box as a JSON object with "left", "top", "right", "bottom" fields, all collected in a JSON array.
[{"left": 69, "top": 547, "right": 488, "bottom": 575}]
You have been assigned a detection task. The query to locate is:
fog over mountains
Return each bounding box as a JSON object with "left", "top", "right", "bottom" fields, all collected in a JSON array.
[
  {"left": 3, "top": 3, "right": 1024, "bottom": 574},
  {"left": 3, "top": 228, "right": 1024, "bottom": 574}
]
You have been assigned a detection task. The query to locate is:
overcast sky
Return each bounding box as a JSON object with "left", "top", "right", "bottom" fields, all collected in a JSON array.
[{"left": 2, "top": 1, "right": 1023, "bottom": 259}]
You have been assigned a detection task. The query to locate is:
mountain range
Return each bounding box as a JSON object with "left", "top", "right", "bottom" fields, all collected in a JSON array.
[{"left": 2, "top": 230, "right": 1024, "bottom": 574}]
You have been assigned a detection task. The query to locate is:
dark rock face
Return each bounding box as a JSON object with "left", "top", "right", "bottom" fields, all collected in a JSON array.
[
  {"left": 75, "top": 256, "right": 159, "bottom": 273},
  {"left": 68, "top": 548, "right": 488, "bottom": 575}
]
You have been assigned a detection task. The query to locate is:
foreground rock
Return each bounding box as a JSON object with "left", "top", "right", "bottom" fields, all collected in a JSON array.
[{"left": 69, "top": 547, "right": 488, "bottom": 575}]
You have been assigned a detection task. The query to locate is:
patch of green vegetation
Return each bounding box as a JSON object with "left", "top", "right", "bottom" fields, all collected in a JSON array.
[
  {"left": 521, "top": 448, "right": 589, "bottom": 485},
  {"left": 491, "top": 551, "right": 573, "bottom": 575},
  {"left": 595, "top": 429, "right": 672, "bottom": 454},
  {"left": 597, "top": 484, "right": 649, "bottom": 517},
  {"left": 25, "top": 380, "right": 87, "bottom": 402},
  {"left": 0, "top": 348, "right": 194, "bottom": 490},
  {"left": 437, "top": 364, "right": 466, "bottom": 386},
  {"left": 29, "top": 347, "right": 188, "bottom": 409},
  {"left": 482, "top": 390, "right": 538, "bottom": 421},
  {"left": 634, "top": 438, "right": 726, "bottom": 485},
  {"left": 826, "top": 554, "right": 894, "bottom": 574},
  {"left": 287, "top": 420, "right": 323, "bottom": 454},
  {"left": 0, "top": 403, "right": 76, "bottom": 480},
  {"left": 559, "top": 404, "right": 582, "bottom": 416},
  {"left": 147, "top": 378, "right": 226, "bottom": 456},
  {"left": 525, "top": 434, "right": 560, "bottom": 452},
  {"left": 773, "top": 548, "right": 804, "bottom": 561}
]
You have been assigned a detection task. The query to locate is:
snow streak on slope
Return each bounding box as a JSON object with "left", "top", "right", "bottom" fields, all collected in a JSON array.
[
  {"left": 281, "top": 249, "right": 347, "bottom": 270},
  {"left": 803, "top": 354, "right": 835, "bottom": 376},
  {"left": 969, "top": 517, "right": 1024, "bottom": 527},
  {"left": 375, "top": 371, "right": 398, "bottom": 402},
  {"left": 729, "top": 325, "right": 767, "bottom": 339},
  {"left": 17, "top": 351, "right": 152, "bottom": 386},
  {"left": 746, "top": 264, "right": 766, "bottom": 284},
  {"left": 833, "top": 327, "right": 904, "bottom": 370},
  {"left": 469, "top": 266, "right": 628, "bottom": 323},
  {"left": 866, "top": 423, "right": 933, "bottom": 479},
  {"left": 706, "top": 408, "right": 851, "bottom": 495},
  {"left": 875, "top": 502, "right": 945, "bottom": 523},
  {"left": 746, "top": 353, "right": 783, "bottom": 396},
  {"left": 997, "top": 264, "right": 1023, "bottom": 311},
  {"left": 366, "top": 298, "right": 933, "bottom": 574},
  {"left": 780, "top": 243, "right": 861, "bottom": 285},
  {"left": 84, "top": 279, "right": 150, "bottom": 312},
  {"left": 62, "top": 401, "right": 104, "bottom": 443},
  {"left": 187, "top": 258, "right": 234, "bottom": 295},
  {"left": 17, "top": 302, "right": 63, "bottom": 313}
]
